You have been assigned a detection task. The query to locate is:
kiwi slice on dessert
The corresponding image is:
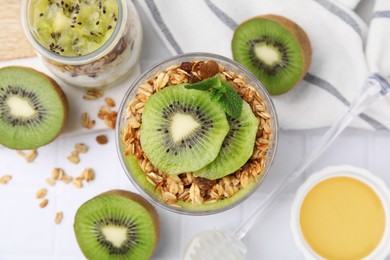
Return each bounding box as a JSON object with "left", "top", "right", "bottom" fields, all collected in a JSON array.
[
  {"left": 30, "top": 0, "right": 118, "bottom": 56},
  {"left": 140, "top": 85, "right": 229, "bottom": 175},
  {"left": 232, "top": 15, "right": 312, "bottom": 95},
  {"left": 0, "top": 66, "right": 68, "bottom": 150},
  {"left": 74, "top": 190, "right": 160, "bottom": 260},
  {"left": 194, "top": 101, "right": 258, "bottom": 180}
]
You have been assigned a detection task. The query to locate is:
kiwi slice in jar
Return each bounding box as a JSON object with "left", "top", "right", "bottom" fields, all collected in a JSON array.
[
  {"left": 29, "top": 0, "right": 119, "bottom": 56},
  {"left": 194, "top": 101, "right": 258, "bottom": 180},
  {"left": 0, "top": 66, "right": 68, "bottom": 150},
  {"left": 232, "top": 15, "right": 312, "bottom": 95},
  {"left": 74, "top": 190, "right": 160, "bottom": 260}
]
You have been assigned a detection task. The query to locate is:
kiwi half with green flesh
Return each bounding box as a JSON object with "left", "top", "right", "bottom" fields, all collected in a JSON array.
[
  {"left": 140, "top": 85, "right": 230, "bottom": 175},
  {"left": 74, "top": 190, "right": 160, "bottom": 260},
  {"left": 194, "top": 101, "right": 258, "bottom": 180},
  {"left": 232, "top": 15, "right": 312, "bottom": 95},
  {"left": 0, "top": 66, "right": 68, "bottom": 150},
  {"left": 29, "top": 0, "right": 118, "bottom": 56}
]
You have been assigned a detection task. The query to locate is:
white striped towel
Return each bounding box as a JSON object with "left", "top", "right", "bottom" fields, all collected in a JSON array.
[{"left": 138, "top": 0, "right": 390, "bottom": 130}]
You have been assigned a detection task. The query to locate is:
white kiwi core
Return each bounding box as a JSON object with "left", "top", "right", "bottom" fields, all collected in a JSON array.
[
  {"left": 254, "top": 43, "right": 281, "bottom": 66},
  {"left": 170, "top": 113, "right": 200, "bottom": 142},
  {"left": 7, "top": 96, "right": 36, "bottom": 118},
  {"left": 101, "top": 225, "right": 128, "bottom": 248}
]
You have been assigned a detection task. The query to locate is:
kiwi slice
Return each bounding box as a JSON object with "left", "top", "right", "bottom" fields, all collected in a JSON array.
[
  {"left": 194, "top": 101, "right": 258, "bottom": 180},
  {"left": 232, "top": 15, "right": 312, "bottom": 95},
  {"left": 0, "top": 66, "right": 68, "bottom": 150},
  {"left": 140, "top": 85, "right": 230, "bottom": 175},
  {"left": 29, "top": 0, "right": 118, "bottom": 56},
  {"left": 74, "top": 190, "right": 160, "bottom": 260}
]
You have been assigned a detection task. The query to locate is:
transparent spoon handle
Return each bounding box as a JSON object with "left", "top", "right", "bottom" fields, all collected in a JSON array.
[{"left": 233, "top": 74, "right": 390, "bottom": 241}]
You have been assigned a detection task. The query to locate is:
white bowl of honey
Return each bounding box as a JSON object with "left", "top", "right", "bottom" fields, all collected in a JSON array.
[{"left": 291, "top": 165, "right": 390, "bottom": 260}]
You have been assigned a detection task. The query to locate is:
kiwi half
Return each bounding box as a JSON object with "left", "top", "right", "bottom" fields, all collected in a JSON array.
[
  {"left": 29, "top": 0, "right": 119, "bottom": 56},
  {"left": 194, "top": 101, "right": 258, "bottom": 180},
  {"left": 74, "top": 190, "right": 160, "bottom": 260},
  {"left": 232, "top": 15, "right": 312, "bottom": 95},
  {"left": 140, "top": 85, "right": 230, "bottom": 175},
  {"left": 0, "top": 66, "right": 68, "bottom": 150}
]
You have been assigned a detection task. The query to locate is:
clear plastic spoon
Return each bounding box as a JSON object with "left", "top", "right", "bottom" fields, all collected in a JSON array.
[{"left": 183, "top": 73, "right": 390, "bottom": 260}]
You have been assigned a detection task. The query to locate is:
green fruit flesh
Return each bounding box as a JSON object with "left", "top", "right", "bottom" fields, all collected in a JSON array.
[
  {"left": 194, "top": 101, "right": 258, "bottom": 180},
  {"left": 74, "top": 191, "right": 159, "bottom": 260},
  {"left": 123, "top": 153, "right": 261, "bottom": 212},
  {"left": 29, "top": 0, "right": 118, "bottom": 56},
  {"left": 0, "top": 67, "right": 67, "bottom": 150},
  {"left": 140, "top": 85, "right": 230, "bottom": 175},
  {"left": 232, "top": 17, "right": 306, "bottom": 95}
]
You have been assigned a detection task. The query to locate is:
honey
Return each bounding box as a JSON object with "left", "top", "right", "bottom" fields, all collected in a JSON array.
[{"left": 300, "top": 176, "right": 386, "bottom": 260}]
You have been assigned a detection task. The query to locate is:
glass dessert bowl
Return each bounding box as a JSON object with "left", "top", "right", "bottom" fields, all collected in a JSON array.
[
  {"left": 116, "top": 53, "right": 278, "bottom": 215},
  {"left": 21, "top": 0, "right": 142, "bottom": 89}
]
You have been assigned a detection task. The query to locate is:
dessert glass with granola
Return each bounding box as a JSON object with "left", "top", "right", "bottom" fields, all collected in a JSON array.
[
  {"left": 21, "top": 0, "right": 142, "bottom": 89},
  {"left": 116, "top": 53, "right": 278, "bottom": 215}
]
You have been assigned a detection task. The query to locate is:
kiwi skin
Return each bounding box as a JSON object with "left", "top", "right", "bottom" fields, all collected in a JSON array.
[
  {"left": 261, "top": 14, "right": 312, "bottom": 78},
  {"left": 0, "top": 66, "right": 69, "bottom": 149},
  {"left": 28, "top": 67, "right": 70, "bottom": 137}
]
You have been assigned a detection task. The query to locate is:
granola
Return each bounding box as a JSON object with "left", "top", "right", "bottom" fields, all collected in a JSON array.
[{"left": 122, "top": 60, "right": 274, "bottom": 207}]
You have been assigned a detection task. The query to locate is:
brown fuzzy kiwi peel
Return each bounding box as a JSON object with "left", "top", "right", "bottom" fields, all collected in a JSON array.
[
  {"left": 233, "top": 14, "right": 312, "bottom": 95},
  {"left": 259, "top": 14, "right": 312, "bottom": 77}
]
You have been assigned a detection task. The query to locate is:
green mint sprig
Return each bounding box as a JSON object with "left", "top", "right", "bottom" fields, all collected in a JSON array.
[{"left": 185, "top": 76, "right": 243, "bottom": 118}]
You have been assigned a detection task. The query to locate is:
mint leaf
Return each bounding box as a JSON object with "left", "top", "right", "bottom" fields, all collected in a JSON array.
[
  {"left": 209, "top": 88, "right": 223, "bottom": 102},
  {"left": 184, "top": 76, "right": 220, "bottom": 91},
  {"left": 185, "top": 75, "right": 243, "bottom": 118},
  {"left": 219, "top": 80, "right": 243, "bottom": 118}
]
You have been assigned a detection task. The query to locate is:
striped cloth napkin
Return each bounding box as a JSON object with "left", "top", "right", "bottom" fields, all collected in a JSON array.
[{"left": 138, "top": 0, "right": 390, "bottom": 130}]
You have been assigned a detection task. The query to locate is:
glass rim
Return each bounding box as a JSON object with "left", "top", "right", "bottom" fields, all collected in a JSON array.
[
  {"left": 115, "top": 52, "right": 279, "bottom": 215},
  {"left": 20, "top": 0, "right": 127, "bottom": 65}
]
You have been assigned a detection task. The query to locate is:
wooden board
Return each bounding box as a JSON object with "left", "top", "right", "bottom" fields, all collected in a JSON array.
[{"left": 0, "top": 0, "right": 36, "bottom": 61}]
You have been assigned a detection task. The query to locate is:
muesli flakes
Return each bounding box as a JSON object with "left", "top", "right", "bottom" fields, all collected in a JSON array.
[{"left": 0, "top": 175, "right": 12, "bottom": 185}]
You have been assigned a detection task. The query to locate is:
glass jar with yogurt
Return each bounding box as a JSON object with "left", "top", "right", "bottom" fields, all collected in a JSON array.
[{"left": 21, "top": 0, "right": 142, "bottom": 89}]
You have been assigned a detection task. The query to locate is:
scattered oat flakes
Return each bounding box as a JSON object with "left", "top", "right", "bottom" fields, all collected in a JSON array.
[
  {"left": 84, "top": 168, "right": 95, "bottom": 182},
  {"left": 46, "top": 178, "right": 56, "bottom": 186},
  {"left": 75, "top": 143, "right": 88, "bottom": 153},
  {"left": 35, "top": 188, "right": 47, "bottom": 199},
  {"left": 16, "top": 150, "right": 38, "bottom": 163},
  {"left": 55, "top": 211, "right": 63, "bottom": 224},
  {"left": 51, "top": 168, "right": 64, "bottom": 180},
  {"left": 104, "top": 111, "right": 117, "bottom": 129},
  {"left": 61, "top": 175, "right": 73, "bottom": 184},
  {"left": 39, "top": 198, "right": 48, "bottom": 208},
  {"left": 72, "top": 180, "right": 83, "bottom": 189},
  {"left": 26, "top": 150, "right": 38, "bottom": 163},
  {"left": 105, "top": 97, "right": 116, "bottom": 107},
  {"left": 83, "top": 89, "right": 104, "bottom": 100},
  {"left": 81, "top": 112, "right": 96, "bottom": 129},
  {"left": 0, "top": 175, "right": 12, "bottom": 184},
  {"left": 67, "top": 154, "right": 80, "bottom": 164},
  {"left": 96, "top": 134, "right": 108, "bottom": 144}
]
